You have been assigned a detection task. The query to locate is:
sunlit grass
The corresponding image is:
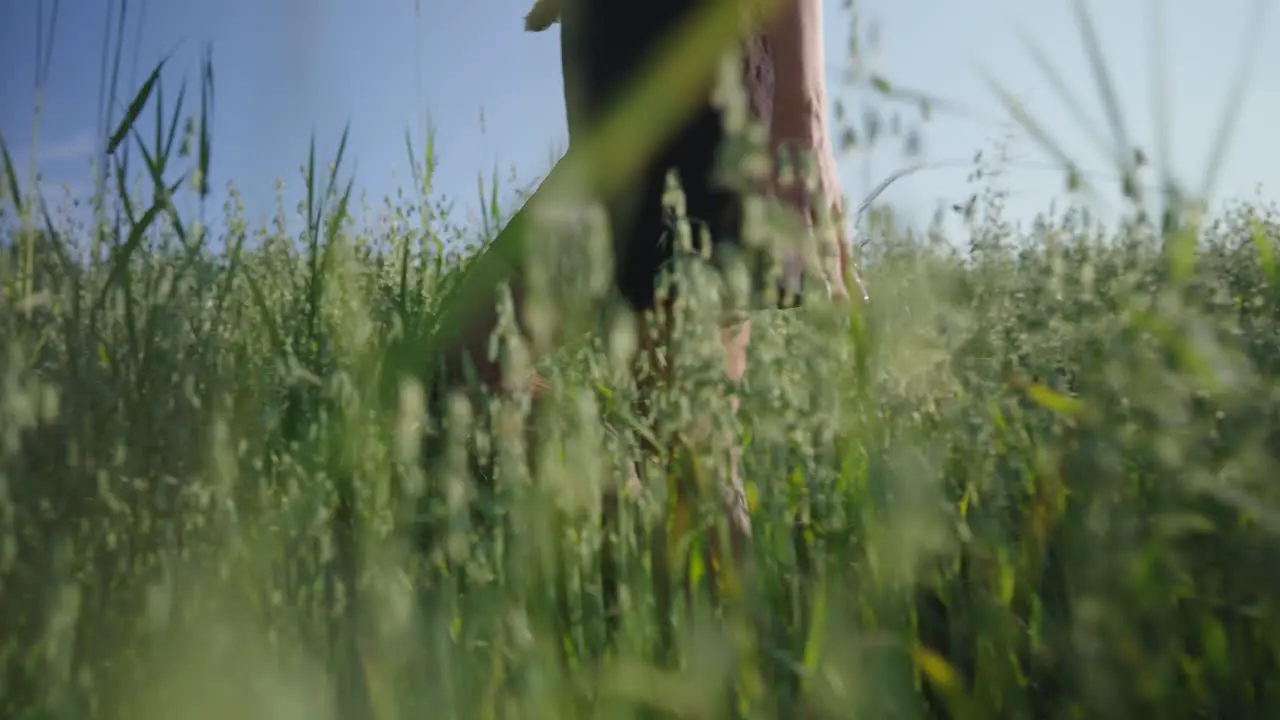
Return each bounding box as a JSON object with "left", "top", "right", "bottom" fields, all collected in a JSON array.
[{"left": 2, "top": 0, "right": 1280, "bottom": 718}]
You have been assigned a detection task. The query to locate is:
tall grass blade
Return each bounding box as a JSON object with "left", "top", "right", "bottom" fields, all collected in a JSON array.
[
  {"left": 1199, "top": 0, "right": 1270, "bottom": 204},
  {"left": 1014, "top": 25, "right": 1111, "bottom": 158},
  {"left": 106, "top": 60, "right": 163, "bottom": 156},
  {"left": 1068, "top": 0, "right": 1135, "bottom": 189},
  {"left": 0, "top": 134, "right": 23, "bottom": 212}
]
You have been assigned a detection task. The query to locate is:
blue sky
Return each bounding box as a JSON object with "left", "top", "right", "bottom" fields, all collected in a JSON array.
[{"left": 2, "top": 0, "right": 1277, "bottom": 242}]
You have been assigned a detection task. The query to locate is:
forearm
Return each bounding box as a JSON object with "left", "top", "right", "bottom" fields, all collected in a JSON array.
[
  {"left": 765, "top": 0, "right": 856, "bottom": 297},
  {"left": 765, "top": 0, "right": 844, "bottom": 218}
]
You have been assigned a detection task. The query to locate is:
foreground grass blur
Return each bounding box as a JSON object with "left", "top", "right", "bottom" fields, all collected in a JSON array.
[
  {"left": 4, "top": 8, "right": 1280, "bottom": 720},
  {"left": 6, "top": 129, "right": 1280, "bottom": 720}
]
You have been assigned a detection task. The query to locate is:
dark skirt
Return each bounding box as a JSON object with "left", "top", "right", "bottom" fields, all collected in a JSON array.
[{"left": 558, "top": 0, "right": 756, "bottom": 314}]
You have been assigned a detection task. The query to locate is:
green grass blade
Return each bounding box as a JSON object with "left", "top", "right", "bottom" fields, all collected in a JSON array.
[
  {"left": 1199, "top": 0, "right": 1270, "bottom": 204},
  {"left": 1014, "top": 25, "right": 1111, "bottom": 158},
  {"left": 107, "top": 59, "right": 163, "bottom": 156},
  {"left": 0, "top": 132, "right": 24, "bottom": 212},
  {"left": 979, "top": 68, "right": 1102, "bottom": 204},
  {"left": 1068, "top": 0, "right": 1134, "bottom": 172},
  {"left": 196, "top": 46, "right": 214, "bottom": 198},
  {"left": 93, "top": 202, "right": 160, "bottom": 316},
  {"left": 243, "top": 264, "right": 287, "bottom": 361}
]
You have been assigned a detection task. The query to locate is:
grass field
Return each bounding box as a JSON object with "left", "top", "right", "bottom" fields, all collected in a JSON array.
[{"left": 4, "top": 9, "right": 1280, "bottom": 720}]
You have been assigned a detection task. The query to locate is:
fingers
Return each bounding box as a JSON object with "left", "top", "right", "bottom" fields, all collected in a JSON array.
[
  {"left": 719, "top": 320, "right": 751, "bottom": 382},
  {"left": 529, "top": 371, "right": 553, "bottom": 397},
  {"left": 524, "top": 0, "right": 560, "bottom": 31},
  {"left": 830, "top": 227, "right": 853, "bottom": 302}
]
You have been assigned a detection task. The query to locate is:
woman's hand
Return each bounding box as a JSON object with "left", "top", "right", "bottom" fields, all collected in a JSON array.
[{"left": 524, "top": 0, "right": 560, "bottom": 31}]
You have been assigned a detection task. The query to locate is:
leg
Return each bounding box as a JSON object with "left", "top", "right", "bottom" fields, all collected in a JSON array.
[
  {"left": 671, "top": 107, "right": 756, "bottom": 574},
  {"left": 717, "top": 319, "right": 753, "bottom": 562},
  {"left": 631, "top": 280, "right": 755, "bottom": 664},
  {"left": 558, "top": 0, "right": 759, "bottom": 657}
]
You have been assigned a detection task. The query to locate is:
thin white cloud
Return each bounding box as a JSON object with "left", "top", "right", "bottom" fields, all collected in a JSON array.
[
  {"left": 38, "top": 130, "right": 96, "bottom": 163},
  {"left": 0, "top": 129, "right": 97, "bottom": 192},
  {"left": 0, "top": 131, "right": 97, "bottom": 207}
]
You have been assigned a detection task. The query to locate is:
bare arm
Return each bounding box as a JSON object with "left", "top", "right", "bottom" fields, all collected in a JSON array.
[{"left": 764, "top": 0, "right": 852, "bottom": 298}]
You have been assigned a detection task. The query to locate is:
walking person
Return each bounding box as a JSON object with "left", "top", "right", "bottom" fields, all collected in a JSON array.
[{"left": 425, "top": 0, "right": 864, "bottom": 655}]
